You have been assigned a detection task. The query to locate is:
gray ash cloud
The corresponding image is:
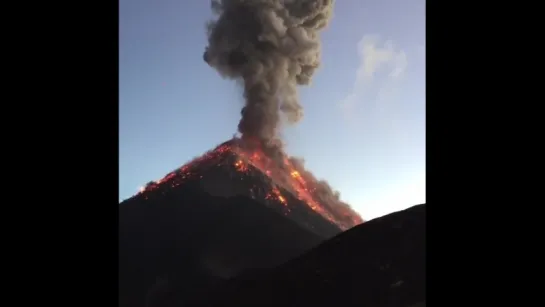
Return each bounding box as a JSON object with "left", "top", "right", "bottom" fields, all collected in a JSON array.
[{"left": 204, "top": 0, "right": 334, "bottom": 143}]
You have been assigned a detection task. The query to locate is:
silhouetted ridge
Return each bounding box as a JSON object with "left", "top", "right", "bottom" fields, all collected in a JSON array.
[{"left": 181, "top": 204, "right": 426, "bottom": 307}]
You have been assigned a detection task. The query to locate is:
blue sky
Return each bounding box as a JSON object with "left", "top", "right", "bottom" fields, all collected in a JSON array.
[{"left": 119, "top": 0, "right": 425, "bottom": 220}]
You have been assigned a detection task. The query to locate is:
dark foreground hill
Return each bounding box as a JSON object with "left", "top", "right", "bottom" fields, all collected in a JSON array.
[
  {"left": 175, "top": 204, "right": 426, "bottom": 307},
  {"left": 119, "top": 177, "right": 343, "bottom": 307}
]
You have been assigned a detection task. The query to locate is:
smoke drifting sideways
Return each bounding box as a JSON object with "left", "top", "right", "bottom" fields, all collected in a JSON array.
[{"left": 203, "top": 0, "right": 360, "bottom": 223}]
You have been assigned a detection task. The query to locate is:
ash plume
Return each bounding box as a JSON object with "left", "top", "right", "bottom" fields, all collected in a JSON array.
[
  {"left": 203, "top": 0, "right": 360, "bottom": 223},
  {"left": 204, "top": 0, "right": 334, "bottom": 143}
]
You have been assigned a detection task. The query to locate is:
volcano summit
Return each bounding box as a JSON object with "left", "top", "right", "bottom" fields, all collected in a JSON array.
[{"left": 135, "top": 138, "right": 362, "bottom": 231}]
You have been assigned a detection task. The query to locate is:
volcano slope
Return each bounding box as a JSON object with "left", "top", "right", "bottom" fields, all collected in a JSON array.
[
  {"left": 119, "top": 139, "right": 362, "bottom": 307},
  {"left": 181, "top": 204, "right": 426, "bottom": 307}
]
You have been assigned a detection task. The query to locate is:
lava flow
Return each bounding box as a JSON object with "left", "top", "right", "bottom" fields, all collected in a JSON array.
[{"left": 137, "top": 138, "right": 363, "bottom": 230}]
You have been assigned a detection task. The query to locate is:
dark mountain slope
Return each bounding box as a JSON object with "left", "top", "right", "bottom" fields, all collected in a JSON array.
[
  {"left": 183, "top": 204, "right": 426, "bottom": 307},
  {"left": 119, "top": 177, "right": 341, "bottom": 307}
]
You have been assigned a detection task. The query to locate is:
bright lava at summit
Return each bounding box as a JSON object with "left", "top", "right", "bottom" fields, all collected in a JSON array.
[{"left": 136, "top": 138, "right": 363, "bottom": 230}]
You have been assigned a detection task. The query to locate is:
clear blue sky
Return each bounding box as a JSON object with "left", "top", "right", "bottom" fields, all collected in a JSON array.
[{"left": 119, "top": 0, "right": 425, "bottom": 220}]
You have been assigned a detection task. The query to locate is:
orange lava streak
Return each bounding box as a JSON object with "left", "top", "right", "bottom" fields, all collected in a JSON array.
[
  {"left": 229, "top": 144, "right": 355, "bottom": 228},
  {"left": 266, "top": 186, "right": 287, "bottom": 206}
]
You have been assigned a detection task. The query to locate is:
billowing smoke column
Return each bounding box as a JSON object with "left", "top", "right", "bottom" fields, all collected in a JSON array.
[
  {"left": 204, "top": 0, "right": 333, "bottom": 143},
  {"left": 204, "top": 0, "right": 360, "bottom": 225}
]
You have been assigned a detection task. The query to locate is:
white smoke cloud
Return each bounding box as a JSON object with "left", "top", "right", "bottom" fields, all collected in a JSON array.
[{"left": 340, "top": 35, "right": 408, "bottom": 115}]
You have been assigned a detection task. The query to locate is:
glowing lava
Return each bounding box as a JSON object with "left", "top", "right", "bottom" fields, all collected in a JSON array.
[{"left": 136, "top": 138, "right": 363, "bottom": 230}]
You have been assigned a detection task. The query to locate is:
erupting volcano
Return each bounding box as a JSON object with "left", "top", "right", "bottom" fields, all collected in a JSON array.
[
  {"left": 120, "top": 1, "right": 368, "bottom": 306},
  {"left": 133, "top": 0, "right": 362, "bottom": 230},
  {"left": 137, "top": 137, "right": 362, "bottom": 231},
  {"left": 120, "top": 137, "right": 361, "bottom": 307}
]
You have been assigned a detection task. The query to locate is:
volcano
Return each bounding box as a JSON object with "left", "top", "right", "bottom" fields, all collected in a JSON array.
[
  {"left": 133, "top": 138, "right": 362, "bottom": 231},
  {"left": 119, "top": 138, "right": 363, "bottom": 307}
]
